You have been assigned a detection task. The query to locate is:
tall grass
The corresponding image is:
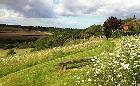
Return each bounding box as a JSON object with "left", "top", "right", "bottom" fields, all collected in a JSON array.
[
  {"left": 0, "top": 36, "right": 139, "bottom": 86},
  {"left": 0, "top": 37, "right": 102, "bottom": 77}
]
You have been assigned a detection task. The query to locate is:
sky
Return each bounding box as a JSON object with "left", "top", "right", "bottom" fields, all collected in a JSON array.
[{"left": 0, "top": 0, "right": 140, "bottom": 28}]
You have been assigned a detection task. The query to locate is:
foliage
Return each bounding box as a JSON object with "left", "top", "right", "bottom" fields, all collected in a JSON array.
[
  {"left": 121, "top": 18, "right": 133, "bottom": 24},
  {"left": 111, "top": 29, "right": 124, "bottom": 38},
  {"left": 1, "top": 17, "right": 140, "bottom": 50},
  {"left": 103, "top": 16, "right": 122, "bottom": 39},
  {"left": 0, "top": 24, "right": 104, "bottom": 50},
  {"left": 123, "top": 23, "right": 140, "bottom": 36},
  {"left": 3, "top": 44, "right": 16, "bottom": 50},
  {"left": 33, "top": 28, "right": 99, "bottom": 51},
  {"left": 128, "top": 25, "right": 140, "bottom": 35},
  {"left": 85, "top": 25, "right": 103, "bottom": 37},
  {"left": 33, "top": 32, "right": 70, "bottom": 51},
  {"left": 6, "top": 49, "right": 16, "bottom": 56}
]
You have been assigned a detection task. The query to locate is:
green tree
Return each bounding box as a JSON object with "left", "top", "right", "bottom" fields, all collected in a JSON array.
[{"left": 85, "top": 25, "right": 103, "bottom": 37}]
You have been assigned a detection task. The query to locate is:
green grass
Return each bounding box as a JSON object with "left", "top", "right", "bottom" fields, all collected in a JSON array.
[
  {"left": 0, "top": 48, "right": 33, "bottom": 57},
  {"left": 0, "top": 37, "right": 102, "bottom": 78},
  {"left": 14, "top": 48, "right": 33, "bottom": 55},
  {"left": 0, "top": 49, "right": 8, "bottom": 58},
  {"left": 0, "top": 36, "right": 140, "bottom": 86}
]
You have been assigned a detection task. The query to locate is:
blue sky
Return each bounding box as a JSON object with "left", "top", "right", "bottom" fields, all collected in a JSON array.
[{"left": 0, "top": 0, "right": 140, "bottom": 28}]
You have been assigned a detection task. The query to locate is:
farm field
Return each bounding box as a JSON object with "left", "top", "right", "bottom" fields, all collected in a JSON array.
[
  {"left": 0, "top": 31, "right": 51, "bottom": 41},
  {"left": 0, "top": 36, "right": 139, "bottom": 86}
]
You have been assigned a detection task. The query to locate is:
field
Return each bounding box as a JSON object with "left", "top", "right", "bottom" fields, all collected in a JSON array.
[
  {"left": 0, "top": 36, "right": 140, "bottom": 86},
  {"left": 0, "top": 31, "right": 51, "bottom": 41}
]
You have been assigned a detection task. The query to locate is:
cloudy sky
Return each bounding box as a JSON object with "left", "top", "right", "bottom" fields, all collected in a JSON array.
[{"left": 0, "top": 0, "right": 140, "bottom": 28}]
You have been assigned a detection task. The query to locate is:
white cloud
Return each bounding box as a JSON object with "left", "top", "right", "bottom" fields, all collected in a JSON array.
[
  {"left": 23, "top": 5, "right": 32, "bottom": 11},
  {"left": 55, "top": 0, "right": 140, "bottom": 18},
  {"left": 1, "top": 0, "right": 140, "bottom": 28},
  {"left": 54, "top": 0, "right": 102, "bottom": 16},
  {"left": 1, "top": 0, "right": 140, "bottom": 18},
  {"left": 0, "top": 9, "right": 24, "bottom": 18},
  {"left": 0, "top": 0, "right": 55, "bottom": 18}
]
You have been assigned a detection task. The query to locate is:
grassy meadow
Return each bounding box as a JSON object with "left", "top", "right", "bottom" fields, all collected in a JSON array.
[{"left": 0, "top": 35, "right": 140, "bottom": 86}]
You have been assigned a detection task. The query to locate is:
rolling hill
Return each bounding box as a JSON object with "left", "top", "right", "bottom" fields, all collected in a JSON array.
[{"left": 0, "top": 35, "right": 140, "bottom": 86}]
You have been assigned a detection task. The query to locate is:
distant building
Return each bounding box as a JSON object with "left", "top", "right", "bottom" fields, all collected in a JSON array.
[{"left": 122, "top": 15, "right": 139, "bottom": 31}]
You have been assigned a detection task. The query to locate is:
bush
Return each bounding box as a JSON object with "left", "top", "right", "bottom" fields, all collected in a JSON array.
[
  {"left": 111, "top": 29, "right": 124, "bottom": 38},
  {"left": 103, "top": 16, "right": 122, "bottom": 40},
  {"left": 7, "top": 49, "right": 16, "bottom": 56},
  {"left": 4, "top": 44, "right": 15, "bottom": 50}
]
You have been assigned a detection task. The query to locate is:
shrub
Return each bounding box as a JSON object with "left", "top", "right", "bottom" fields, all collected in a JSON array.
[
  {"left": 112, "top": 29, "right": 124, "bottom": 38},
  {"left": 7, "top": 49, "right": 16, "bottom": 56},
  {"left": 4, "top": 44, "right": 15, "bottom": 50},
  {"left": 103, "top": 16, "right": 122, "bottom": 40}
]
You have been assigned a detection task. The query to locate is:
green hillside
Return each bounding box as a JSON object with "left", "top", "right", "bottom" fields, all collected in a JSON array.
[{"left": 0, "top": 36, "right": 140, "bottom": 86}]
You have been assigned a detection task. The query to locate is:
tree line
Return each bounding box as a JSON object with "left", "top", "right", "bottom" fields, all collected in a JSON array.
[{"left": 0, "top": 16, "right": 140, "bottom": 50}]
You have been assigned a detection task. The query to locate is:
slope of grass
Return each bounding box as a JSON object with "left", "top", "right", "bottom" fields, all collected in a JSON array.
[
  {"left": 0, "top": 50, "right": 8, "bottom": 58},
  {"left": 0, "top": 48, "right": 33, "bottom": 58},
  {"left": 0, "top": 36, "right": 140, "bottom": 86},
  {"left": 0, "top": 37, "right": 102, "bottom": 77}
]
